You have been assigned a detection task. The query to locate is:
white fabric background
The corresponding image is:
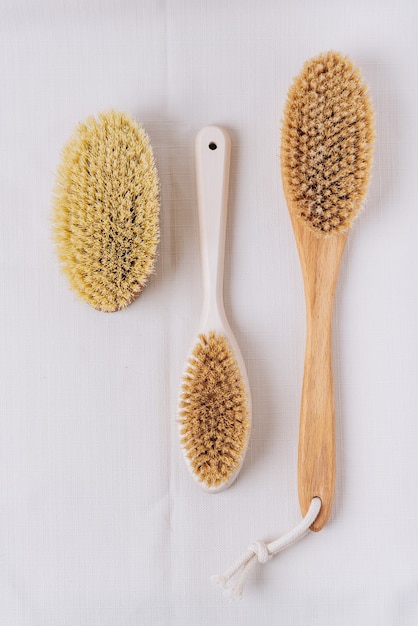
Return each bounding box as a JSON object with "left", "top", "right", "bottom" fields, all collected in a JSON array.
[{"left": 1, "top": 0, "right": 417, "bottom": 624}]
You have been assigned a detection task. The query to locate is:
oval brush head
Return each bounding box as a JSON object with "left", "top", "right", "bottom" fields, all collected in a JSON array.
[
  {"left": 280, "top": 52, "right": 374, "bottom": 530},
  {"left": 53, "top": 110, "right": 159, "bottom": 312},
  {"left": 281, "top": 51, "right": 374, "bottom": 234},
  {"left": 179, "top": 331, "right": 250, "bottom": 490}
]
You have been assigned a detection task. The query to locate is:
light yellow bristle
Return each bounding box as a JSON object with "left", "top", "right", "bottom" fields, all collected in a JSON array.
[
  {"left": 53, "top": 110, "right": 159, "bottom": 311},
  {"left": 281, "top": 51, "right": 374, "bottom": 235},
  {"left": 179, "top": 332, "right": 250, "bottom": 489}
]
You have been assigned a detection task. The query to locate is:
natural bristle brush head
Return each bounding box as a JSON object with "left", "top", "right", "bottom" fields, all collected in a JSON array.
[
  {"left": 53, "top": 110, "right": 159, "bottom": 312},
  {"left": 179, "top": 332, "right": 250, "bottom": 490},
  {"left": 281, "top": 51, "right": 374, "bottom": 235}
]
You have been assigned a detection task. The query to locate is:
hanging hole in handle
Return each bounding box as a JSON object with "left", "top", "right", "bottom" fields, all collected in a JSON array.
[{"left": 208, "top": 142, "right": 217, "bottom": 150}]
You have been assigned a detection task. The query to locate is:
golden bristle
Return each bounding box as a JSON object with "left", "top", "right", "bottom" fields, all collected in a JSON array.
[
  {"left": 281, "top": 51, "right": 374, "bottom": 235},
  {"left": 179, "top": 332, "right": 250, "bottom": 489},
  {"left": 53, "top": 110, "right": 159, "bottom": 311}
]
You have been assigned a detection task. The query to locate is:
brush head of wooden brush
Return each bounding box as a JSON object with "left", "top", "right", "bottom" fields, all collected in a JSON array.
[
  {"left": 281, "top": 51, "right": 374, "bottom": 235},
  {"left": 179, "top": 332, "right": 250, "bottom": 490},
  {"left": 53, "top": 110, "right": 159, "bottom": 311}
]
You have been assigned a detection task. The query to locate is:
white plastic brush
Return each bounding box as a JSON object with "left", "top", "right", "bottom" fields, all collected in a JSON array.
[{"left": 178, "top": 126, "right": 251, "bottom": 492}]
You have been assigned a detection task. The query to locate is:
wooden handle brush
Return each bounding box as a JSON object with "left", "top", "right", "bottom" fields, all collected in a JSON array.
[{"left": 281, "top": 52, "right": 374, "bottom": 530}]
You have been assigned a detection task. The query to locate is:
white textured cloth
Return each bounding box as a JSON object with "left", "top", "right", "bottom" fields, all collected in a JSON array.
[{"left": 1, "top": 1, "right": 417, "bottom": 624}]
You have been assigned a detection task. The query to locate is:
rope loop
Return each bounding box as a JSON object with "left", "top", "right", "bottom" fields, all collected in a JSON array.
[{"left": 212, "top": 497, "right": 322, "bottom": 599}]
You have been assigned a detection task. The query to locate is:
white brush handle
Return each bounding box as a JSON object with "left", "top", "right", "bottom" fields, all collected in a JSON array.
[{"left": 195, "top": 126, "right": 231, "bottom": 331}]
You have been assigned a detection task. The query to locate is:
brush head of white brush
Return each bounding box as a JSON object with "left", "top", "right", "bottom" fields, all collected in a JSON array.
[{"left": 178, "top": 331, "right": 250, "bottom": 492}]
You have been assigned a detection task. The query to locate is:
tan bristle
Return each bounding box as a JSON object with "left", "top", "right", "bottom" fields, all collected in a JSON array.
[
  {"left": 53, "top": 110, "right": 159, "bottom": 312},
  {"left": 179, "top": 332, "right": 250, "bottom": 489},
  {"left": 281, "top": 51, "right": 374, "bottom": 235}
]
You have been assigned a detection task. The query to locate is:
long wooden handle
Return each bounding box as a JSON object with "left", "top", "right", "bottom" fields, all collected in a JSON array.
[
  {"left": 292, "top": 218, "right": 347, "bottom": 531},
  {"left": 298, "top": 279, "right": 336, "bottom": 531}
]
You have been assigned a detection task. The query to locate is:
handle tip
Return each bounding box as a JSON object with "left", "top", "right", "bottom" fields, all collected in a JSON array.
[
  {"left": 196, "top": 125, "right": 231, "bottom": 153},
  {"left": 299, "top": 493, "right": 332, "bottom": 531}
]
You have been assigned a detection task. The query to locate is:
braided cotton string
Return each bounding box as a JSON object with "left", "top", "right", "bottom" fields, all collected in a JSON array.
[{"left": 211, "top": 497, "right": 322, "bottom": 599}]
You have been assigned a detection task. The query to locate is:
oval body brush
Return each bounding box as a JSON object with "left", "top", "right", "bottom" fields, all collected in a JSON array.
[
  {"left": 178, "top": 126, "right": 251, "bottom": 493},
  {"left": 281, "top": 52, "right": 374, "bottom": 530},
  {"left": 53, "top": 110, "right": 159, "bottom": 312}
]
